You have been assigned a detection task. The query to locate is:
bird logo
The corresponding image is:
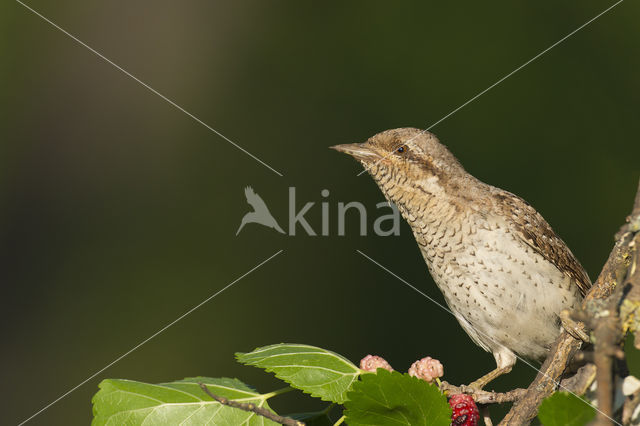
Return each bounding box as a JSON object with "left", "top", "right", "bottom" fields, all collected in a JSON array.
[{"left": 236, "top": 186, "right": 285, "bottom": 235}]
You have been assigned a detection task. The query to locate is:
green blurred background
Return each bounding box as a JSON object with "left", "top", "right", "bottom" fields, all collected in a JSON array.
[{"left": 2, "top": 1, "right": 639, "bottom": 424}]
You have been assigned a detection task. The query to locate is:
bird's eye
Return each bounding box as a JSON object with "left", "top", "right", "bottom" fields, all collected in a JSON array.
[{"left": 396, "top": 145, "right": 408, "bottom": 154}]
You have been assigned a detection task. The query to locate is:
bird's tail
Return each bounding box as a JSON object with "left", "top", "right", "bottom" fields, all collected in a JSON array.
[{"left": 272, "top": 222, "right": 285, "bottom": 234}]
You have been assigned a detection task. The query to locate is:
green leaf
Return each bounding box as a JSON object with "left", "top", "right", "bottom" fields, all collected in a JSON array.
[
  {"left": 92, "top": 377, "right": 279, "bottom": 426},
  {"left": 344, "top": 369, "right": 451, "bottom": 426},
  {"left": 537, "top": 392, "right": 596, "bottom": 426},
  {"left": 236, "top": 343, "right": 360, "bottom": 403},
  {"left": 625, "top": 333, "right": 640, "bottom": 379}
]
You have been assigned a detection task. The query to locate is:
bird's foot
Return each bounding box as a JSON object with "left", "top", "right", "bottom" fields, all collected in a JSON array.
[
  {"left": 465, "top": 381, "right": 486, "bottom": 393},
  {"left": 439, "top": 381, "right": 478, "bottom": 396},
  {"left": 459, "top": 384, "right": 480, "bottom": 394},
  {"left": 559, "top": 309, "right": 590, "bottom": 343},
  {"left": 467, "top": 366, "right": 513, "bottom": 391}
]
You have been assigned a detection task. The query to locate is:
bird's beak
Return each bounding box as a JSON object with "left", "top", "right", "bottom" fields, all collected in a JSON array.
[{"left": 330, "top": 143, "right": 380, "bottom": 162}]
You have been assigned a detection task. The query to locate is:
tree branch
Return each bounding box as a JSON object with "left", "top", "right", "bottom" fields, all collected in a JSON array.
[
  {"left": 441, "top": 363, "right": 596, "bottom": 409},
  {"left": 440, "top": 381, "right": 527, "bottom": 404},
  {"left": 198, "top": 383, "right": 305, "bottom": 426}
]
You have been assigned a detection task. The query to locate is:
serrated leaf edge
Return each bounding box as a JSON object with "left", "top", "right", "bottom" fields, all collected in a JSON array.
[
  {"left": 236, "top": 344, "right": 358, "bottom": 369},
  {"left": 344, "top": 371, "right": 451, "bottom": 426},
  {"left": 236, "top": 344, "right": 361, "bottom": 403}
]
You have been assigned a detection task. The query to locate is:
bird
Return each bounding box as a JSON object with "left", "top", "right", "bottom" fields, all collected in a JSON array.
[
  {"left": 236, "top": 186, "right": 285, "bottom": 236},
  {"left": 332, "top": 128, "right": 591, "bottom": 389}
]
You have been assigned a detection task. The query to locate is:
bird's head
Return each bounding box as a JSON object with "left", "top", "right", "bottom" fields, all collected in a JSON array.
[{"left": 331, "top": 128, "right": 467, "bottom": 208}]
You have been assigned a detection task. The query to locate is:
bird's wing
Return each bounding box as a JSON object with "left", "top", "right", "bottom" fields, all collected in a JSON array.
[
  {"left": 244, "top": 186, "right": 266, "bottom": 210},
  {"left": 493, "top": 189, "right": 592, "bottom": 296},
  {"left": 244, "top": 186, "right": 269, "bottom": 212},
  {"left": 245, "top": 186, "right": 255, "bottom": 200}
]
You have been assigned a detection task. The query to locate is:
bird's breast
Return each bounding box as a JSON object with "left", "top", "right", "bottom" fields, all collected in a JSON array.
[{"left": 412, "top": 214, "right": 582, "bottom": 360}]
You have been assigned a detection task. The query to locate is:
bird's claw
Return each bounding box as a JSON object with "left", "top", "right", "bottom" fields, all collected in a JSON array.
[
  {"left": 461, "top": 383, "right": 482, "bottom": 394},
  {"left": 559, "top": 309, "right": 590, "bottom": 343}
]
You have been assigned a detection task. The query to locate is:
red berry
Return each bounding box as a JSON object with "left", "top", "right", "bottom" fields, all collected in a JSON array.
[{"left": 449, "top": 394, "right": 479, "bottom": 426}]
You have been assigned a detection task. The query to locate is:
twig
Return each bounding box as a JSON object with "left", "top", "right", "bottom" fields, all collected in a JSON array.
[
  {"left": 589, "top": 274, "right": 631, "bottom": 426},
  {"left": 440, "top": 382, "right": 526, "bottom": 404},
  {"left": 560, "top": 363, "right": 597, "bottom": 396},
  {"left": 482, "top": 405, "right": 494, "bottom": 426},
  {"left": 333, "top": 415, "right": 346, "bottom": 426},
  {"left": 198, "top": 383, "right": 304, "bottom": 426},
  {"left": 592, "top": 306, "right": 622, "bottom": 425},
  {"left": 475, "top": 389, "right": 527, "bottom": 405},
  {"left": 441, "top": 365, "right": 595, "bottom": 408},
  {"left": 501, "top": 178, "right": 640, "bottom": 425}
]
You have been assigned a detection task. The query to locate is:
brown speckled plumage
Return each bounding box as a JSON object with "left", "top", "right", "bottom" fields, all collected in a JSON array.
[
  {"left": 492, "top": 190, "right": 591, "bottom": 297},
  {"left": 333, "top": 128, "right": 591, "bottom": 380}
]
